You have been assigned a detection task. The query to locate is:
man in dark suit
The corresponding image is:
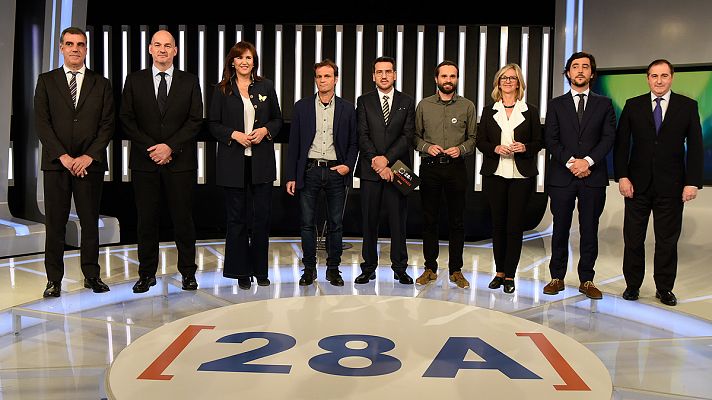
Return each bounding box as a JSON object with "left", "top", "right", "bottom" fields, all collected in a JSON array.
[
  {"left": 285, "top": 59, "right": 358, "bottom": 287},
  {"left": 120, "top": 30, "right": 203, "bottom": 293},
  {"left": 354, "top": 56, "right": 415, "bottom": 285},
  {"left": 614, "top": 59, "right": 703, "bottom": 306},
  {"left": 543, "top": 52, "right": 616, "bottom": 299},
  {"left": 34, "top": 27, "right": 114, "bottom": 297}
]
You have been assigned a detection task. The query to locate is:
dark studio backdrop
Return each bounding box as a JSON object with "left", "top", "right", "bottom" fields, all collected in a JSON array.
[{"left": 10, "top": 0, "right": 555, "bottom": 247}]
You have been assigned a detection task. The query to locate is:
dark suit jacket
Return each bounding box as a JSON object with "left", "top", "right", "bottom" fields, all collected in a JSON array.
[
  {"left": 285, "top": 94, "right": 358, "bottom": 190},
  {"left": 613, "top": 91, "right": 703, "bottom": 196},
  {"left": 477, "top": 101, "right": 542, "bottom": 177},
  {"left": 120, "top": 68, "right": 203, "bottom": 172},
  {"left": 544, "top": 91, "right": 616, "bottom": 187},
  {"left": 208, "top": 78, "right": 283, "bottom": 187},
  {"left": 355, "top": 90, "right": 415, "bottom": 181},
  {"left": 34, "top": 67, "right": 114, "bottom": 172}
]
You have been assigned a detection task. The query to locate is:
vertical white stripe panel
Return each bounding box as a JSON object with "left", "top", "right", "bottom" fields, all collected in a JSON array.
[
  {"left": 477, "top": 26, "right": 487, "bottom": 120},
  {"left": 198, "top": 26, "right": 206, "bottom": 117},
  {"left": 457, "top": 26, "right": 466, "bottom": 96},
  {"left": 218, "top": 25, "right": 225, "bottom": 82},
  {"left": 275, "top": 25, "right": 283, "bottom": 104},
  {"left": 178, "top": 25, "right": 186, "bottom": 71},
  {"left": 499, "top": 26, "right": 509, "bottom": 68},
  {"left": 521, "top": 27, "right": 530, "bottom": 102},
  {"left": 294, "top": 25, "right": 302, "bottom": 101},
  {"left": 335, "top": 26, "right": 343, "bottom": 97},
  {"left": 396, "top": 25, "right": 404, "bottom": 92},
  {"left": 256, "top": 25, "right": 263, "bottom": 77}
]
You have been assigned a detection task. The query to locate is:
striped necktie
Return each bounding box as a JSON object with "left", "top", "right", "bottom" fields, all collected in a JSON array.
[
  {"left": 69, "top": 71, "right": 78, "bottom": 108},
  {"left": 382, "top": 95, "right": 390, "bottom": 125}
]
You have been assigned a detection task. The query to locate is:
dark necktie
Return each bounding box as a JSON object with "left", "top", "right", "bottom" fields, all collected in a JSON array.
[
  {"left": 157, "top": 72, "right": 168, "bottom": 115},
  {"left": 653, "top": 97, "right": 663, "bottom": 133},
  {"left": 576, "top": 93, "right": 586, "bottom": 123},
  {"left": 382, "top": 95, "right": 390, "bottom": 125},
  {"left": 69, "top": 71, "right": 78, "bottom": 108}
]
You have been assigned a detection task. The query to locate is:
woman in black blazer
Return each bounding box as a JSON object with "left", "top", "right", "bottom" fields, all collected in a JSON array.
[
  {"left": 208, "top": 41, "right": 283, "bottom": 290},
  {"left": 476, "top": 63, "right": 542, "bottom": 293}
]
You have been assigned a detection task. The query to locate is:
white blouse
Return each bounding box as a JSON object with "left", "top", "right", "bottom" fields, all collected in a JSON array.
[{"left": 491, "top": 100, "right": 528, "bottom": 179}]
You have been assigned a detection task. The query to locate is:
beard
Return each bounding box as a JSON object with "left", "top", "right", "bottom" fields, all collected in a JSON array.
[
  {"left": 570, "top": 75, "right": 590, "bottom": 88},
  {"left": 437, "top": 82, "right": 456, "bottom": 94}
]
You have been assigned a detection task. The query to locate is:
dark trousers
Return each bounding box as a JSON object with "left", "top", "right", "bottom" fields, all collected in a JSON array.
[
  {"left": 299, "top": 165, "right": 346, "bottom": 271},
  {"left": 132, "top": 168, "right": 197, "bottom": 278},
  {"left": 547, "top": 180, "right": 606, "bottom": 282},
  {"left": 43, "top": 169, "right": 103, "bottom": 282},
  {"left": 420, "top": 160, "right": 467, "bottom": 273},
  {"left": 623, "top": 186, "right": 683, "bottom": 292},
  {"left": 223, "top": 158, "right": 273, "bottom": 279},
  {"left": 360, "top": 179, "right": 408, "bottom": 272},
  {"left": 483, "top": 175, "right": 534, "bottom": 278}
]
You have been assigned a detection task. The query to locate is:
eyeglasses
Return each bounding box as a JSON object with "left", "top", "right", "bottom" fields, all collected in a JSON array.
[
  {"left": 499, "top": 76, "right": 518, "bottom": 82},
  {"left": 375, "top": 70, "right": 394, "bottom": 76}
]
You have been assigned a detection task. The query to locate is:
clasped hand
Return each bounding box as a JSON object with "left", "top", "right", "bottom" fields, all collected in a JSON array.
[{"left": 60, "top": 154, "right": 93, "bottom": 177}]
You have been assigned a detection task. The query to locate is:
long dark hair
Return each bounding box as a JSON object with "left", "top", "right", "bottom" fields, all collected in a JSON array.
[{"left": 218, "top": 41, "right": 261, "bottom": 95}]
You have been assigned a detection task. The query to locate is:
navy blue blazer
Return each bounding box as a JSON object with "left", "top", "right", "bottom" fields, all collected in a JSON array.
[
  {"left": 544, "top": 91, "right": 616, "bottom": 188},
  {"left": 285, "top": 94, "right": 358, "bottom": 190},
  {"left": 208, "top": 78, "right": 283, "bottom": 187}
]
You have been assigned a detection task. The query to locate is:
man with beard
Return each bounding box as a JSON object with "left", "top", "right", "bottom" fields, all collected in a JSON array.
[
  {"left": 413, "top": 60, "right": 476, "bottom": 289},
  {"left": 542, "top": 52, "right": 616, "bottom": 299}
]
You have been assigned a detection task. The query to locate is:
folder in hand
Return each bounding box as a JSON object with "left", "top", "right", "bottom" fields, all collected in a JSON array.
[{"left": 390, "top": 160, "right": 421, "bottom": 195}]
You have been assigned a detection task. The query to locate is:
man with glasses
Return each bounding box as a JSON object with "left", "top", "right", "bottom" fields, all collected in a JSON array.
[
  {"left": 413, "top": 60, "right": 476, "bottom": 289},
  {"left": 354, "top": 56, "right": 416, "bottom": 285}
]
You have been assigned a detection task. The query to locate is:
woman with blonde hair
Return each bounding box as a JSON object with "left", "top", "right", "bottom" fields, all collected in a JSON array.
[{"left": 476, "top": 63, "right": 542, "bottom": 293}]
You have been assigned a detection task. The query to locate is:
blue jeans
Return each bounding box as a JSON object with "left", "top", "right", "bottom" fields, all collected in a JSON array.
[{"left": 299, "top": 165, "right": 346, "bottom": 270}]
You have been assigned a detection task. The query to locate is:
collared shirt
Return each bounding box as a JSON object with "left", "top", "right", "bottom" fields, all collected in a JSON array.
[
  {"left": 571, "top": 87, "right": 590, "bottom": 111},
  {"left": 650, "top": 90, "right": 671, "bottom": 119},
  {"left": 414, "top": 93, "right": 477, "bottom": 156},
  {"left": 152, "top": 64, "right": 175, "bottom": 97},
  {"left": 63, "top": 64, "right": 86, "bottom": 107},
  {"left": 242, "top": 94, "right": 255, "bottom": 156},
  {"left": 308, "top": 94, "right": 337, "bottom": 160},
  {"left": 377, "top": 87, "right": 394, "bottom": 113},
  {"left": 492, "top": 100, "right": 526, "bottom": 179},
  {"left": 567, "top": 88, "right": 594, "bottom": 167}
]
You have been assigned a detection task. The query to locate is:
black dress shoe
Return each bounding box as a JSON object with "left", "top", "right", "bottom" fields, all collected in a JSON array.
[
  {"left": 354, "top": 271, "right": 376, "bottom": 284},
  {"left": 393, "top": 270, "right": 413, "bottom": 284},
  {"left": 656, "top": 290, "right": 677, "bottom": 306},
  {"left": 299, "top": 269, "right": 316, "bottom": 286},
  {"left": 237, "top": 277, "right": 252, "bottom": 290},
  {"left": 182, "top": 274, "right": 198, "bottom": 290},
  {"left": 133, "top": 276, "right": 157, "bottom": 293},
  {"left": 622, "top": 287, "right": 639, "bottom": 301},
  {"left": 488, "top": 276, "right": 504, "bottom": 289},
  {"left": 256, "top": 277, "right": 270, "bottom": 286},
  {"left": 326, "top": 269, "right": 344, "bottom": 286},
  {"left": 503, "top": 279, "right": 516, "bottom": 294},
  {"left": 84, "top": 277, "right": 110, "bottom": 293},
  {"left": 43, "top": 281, "right": 61, "bottom": 298}
]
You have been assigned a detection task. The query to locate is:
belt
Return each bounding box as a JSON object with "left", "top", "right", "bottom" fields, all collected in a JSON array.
[
  {"left": 307, "top": 158, "right": 339, "bottom": 168},
  {"left": 421, "top": 155, "right": 458, "bottom": 166}
]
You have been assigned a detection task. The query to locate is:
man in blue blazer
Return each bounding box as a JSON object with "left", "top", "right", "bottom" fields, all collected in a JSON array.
[
  {"left": 285, "top": 59, "right": 358, "bottom": 287},
  {"left": 614, "top": 59, "right": 703, "bottom": 306},
  {"left": 543, "top": 52, "right": 616, "bottom": 299}
]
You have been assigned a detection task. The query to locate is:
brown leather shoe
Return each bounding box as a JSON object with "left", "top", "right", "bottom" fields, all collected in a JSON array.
[
  {"left": 415, "top": 269, "right": 437, "bottom": 285},
  {"left": 543, "top": 278, "right": 565, "bottom": 295},
  {"left": 579, "top": 281, "right": 603, "bottom": 299},
  {"left": 449, "top": 271, "right": 470, "bottom": 289}
]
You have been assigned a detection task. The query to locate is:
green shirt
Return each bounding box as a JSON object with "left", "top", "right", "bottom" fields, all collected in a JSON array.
[{"left": 414, "top": 93, "right": 477, "bottom": 156}]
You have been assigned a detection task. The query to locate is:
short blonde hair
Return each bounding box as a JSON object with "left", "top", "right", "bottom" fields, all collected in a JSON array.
[{"left": 491, "top": 63, "right": 526, "bottom": 102}]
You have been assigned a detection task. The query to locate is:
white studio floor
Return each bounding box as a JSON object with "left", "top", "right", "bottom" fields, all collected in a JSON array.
[{"left": 1, "top": 187, "right": 712, "bottom": 400}]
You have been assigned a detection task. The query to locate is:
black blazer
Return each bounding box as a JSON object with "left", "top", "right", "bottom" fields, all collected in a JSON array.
[
  {"left": 120, "top": 68, "right": 203, "bottom": 172},
  {"left": 355, "top": 90, "right": 415, "bottom": 181},
  {"left": 614, "top": 92, "right": 703, "bottom": 196},
  {"left": 208, "top": 78, "right": 283, "bottom": 187},
  {"left": 285, "top": 94, "right": 358, "bottom": 190},
  {"left": 476, "top": 101, "right": 542, "bottom": 177},
  {"left": 34, "top": 67, "right": 114, "bottom": 172},
  {"left": 544, "top": 91, "right": 616, "bottom": 187}
]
